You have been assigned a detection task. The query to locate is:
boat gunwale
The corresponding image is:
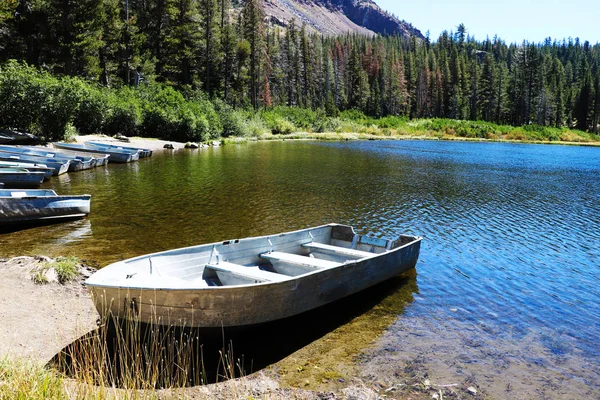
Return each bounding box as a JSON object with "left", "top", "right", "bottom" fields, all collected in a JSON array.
[{"left": 85, "top": 224, "right": 423, "bottom": 291}]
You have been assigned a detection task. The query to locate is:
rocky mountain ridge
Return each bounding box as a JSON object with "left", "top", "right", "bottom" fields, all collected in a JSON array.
[{"left": 254, "top": 0, "right": 423, "bottom": 38}]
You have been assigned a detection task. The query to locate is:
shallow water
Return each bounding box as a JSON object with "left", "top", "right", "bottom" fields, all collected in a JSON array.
[{"left": 1, "top": 140, "right": 599, "bottom": 396}]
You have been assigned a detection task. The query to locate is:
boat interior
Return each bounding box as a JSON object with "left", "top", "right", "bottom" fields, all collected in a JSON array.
[
  {"left": 115, "top": 225, "right": 418, "bottom": 288},
  {"left": 0, "top": 189, "right": 57, "bottom": 197}
]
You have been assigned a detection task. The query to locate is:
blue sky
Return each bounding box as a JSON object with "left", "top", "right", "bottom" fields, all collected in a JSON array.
[{"left": 375, "top": 0, "right": 599, "bottom": 44}]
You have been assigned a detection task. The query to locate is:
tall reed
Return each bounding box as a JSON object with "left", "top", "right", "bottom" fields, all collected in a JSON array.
[{"left": 51, "top": 306, "right": 245, "bottom": 391}]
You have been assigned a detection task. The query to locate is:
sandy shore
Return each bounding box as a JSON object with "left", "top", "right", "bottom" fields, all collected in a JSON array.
[
  {"left": 0, "top": 256, "right": 97, "bottom": 361},
  {"left": 73, "top": 134, "right": 189, "bottom": 151}
]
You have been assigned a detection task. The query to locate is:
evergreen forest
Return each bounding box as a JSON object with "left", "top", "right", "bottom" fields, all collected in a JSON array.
[{"left": 1, "top": 0, "right": 599, "bottom": 142}]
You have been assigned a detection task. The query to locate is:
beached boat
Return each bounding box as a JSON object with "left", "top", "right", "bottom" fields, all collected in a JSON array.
[
  {"left": 0, "top": 168, "right": 46, "bottom": 188},
  {"left": 85, "top": 224, "right": 422, "bottom": 328},
  {"left": 0, "top": 189, "right": 91, "bottom": 224},
  {"left": 53, "top": 142, "right": 138, "bottom": 163},
  {"left": 0, "top": 145, "right": 93, "bottom": 171},
  {"left": 0, "top": 130, "right": 39, "bottom": 145},
  {"left": 86, "top": 141, "right": 153, "bottom": 158},
  {"left": 44, "top": 146, "right": 111, "bottom": 167},
  {"left": 0, "top": 153, "right": 69, "bottom": 176},
  {"left": 0, "top": 161, "right": 54, "bottom": 180},
  {"left": 14, "top": 145, "right": 106, "bottom": 168}
]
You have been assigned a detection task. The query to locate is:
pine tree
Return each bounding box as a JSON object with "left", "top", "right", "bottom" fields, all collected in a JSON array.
[
  {"left": 221, "top": 23, "right": 237, "bottom": 102},
  {"left": 574, "top": 58, "right": 592, "bottom": 131},
  {"left": 199, "top": 0, "right": 220, "bottom": 94},
  {"left": 0, "top": 0, "right": 18, "bottom": 55},
  {"left": 593, "top": 70, "right": 600, "bottom": 134},
  {"left": 47, "top": 0, "right": 105, "bottom": 77},
  {"left": 98, "top": 0, "right": 124, "bottom": 86},
  {"left": 1, "top": 0, "right": 50, "bottom": 66},
  {"left": 478, "top": 53, "right": 495, "bottom": 121},
  {"left": 241, "top": 0, "right": 264, "bottom": 109}
]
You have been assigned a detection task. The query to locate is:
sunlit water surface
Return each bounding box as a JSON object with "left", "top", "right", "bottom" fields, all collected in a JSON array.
[{"left": 1, "top": 140, "right": 599, "bottom": 395}]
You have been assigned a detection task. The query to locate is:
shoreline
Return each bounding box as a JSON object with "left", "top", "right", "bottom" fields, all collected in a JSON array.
[
  {"left": 219, "top": 131, "right": 600, "bottom": 147},
  {"left": 74, "top": 132, "right": 600, "bottom": 150}
]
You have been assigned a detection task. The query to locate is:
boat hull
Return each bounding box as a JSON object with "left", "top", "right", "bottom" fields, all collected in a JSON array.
[
  {"left": 0, "top": 170, "right": 46, "bottom": 188},
  {"left": 0, "top": 161, "right": 53, "bottom": 180},
  {"left": 45, "top": 146, "right": 111, "bottom": 167},
  {"left": 53, "top": 143, "right": 136, "bottom": 163},
  {"left": 0, "top": 190, "right": 91, "bottom": 223},
  {"left": 0, "top": 154, "right": 69, "bottom": 176},
  {"left": 86, "top": 141, "right": 152, "bottom": 158},
  {"left": 87, "top": 224, "right": 422, "bottom": 328},
  {"left": 0, "top": 146, "right": 92, "bottom": 172}
]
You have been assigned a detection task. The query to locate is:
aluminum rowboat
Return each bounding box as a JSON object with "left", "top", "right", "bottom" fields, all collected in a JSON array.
[
  {"left": 0, "top": 189, "right": 91, "bottom": 223},
  {"left": 85, "top": 224, "right": 422, "bottom": 328}
]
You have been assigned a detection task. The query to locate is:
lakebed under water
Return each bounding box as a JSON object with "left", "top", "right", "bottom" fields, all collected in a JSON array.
[{"left": 1, "top": 140, "right": 599, "bottom": 398}]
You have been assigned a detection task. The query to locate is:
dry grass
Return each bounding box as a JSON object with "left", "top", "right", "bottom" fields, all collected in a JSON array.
[{"left": 0, "top": 357, "right": 66, "bottom": 400}]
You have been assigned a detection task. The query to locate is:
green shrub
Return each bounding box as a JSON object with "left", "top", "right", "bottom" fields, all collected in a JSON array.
[
  {"left": 63, "top": 123, "right": 78, "bottom": 142},
  {"left": 0, "top": 61, "right": 47, "bottom": 133},
  {"left": 39, "top": 78, "right": 83, "bottom": 141},
  {"left": 51, "top": 256, "right": 80, "bottom": 284},
  {"left": 103, "top": 88, "right": 142, "bottom": 136},
  {"left": 373, "top": 115, "right": 408, "bottom": 129},
  {"left": 191, "top": 99, "right": 221, "bottom": 139},
  {"left": 245, "top": 114, "right": 269, "bottom": 137},
  {"left": 73, "top": 87, "right": 107, "bottom": 135},
  {"left": 175, "top": 104, "right": 210, "bottom": 142},
  {"left": 313, "top": 111, "right": 342, "bottom": 133},
  {"left": 270, "top": 117, "right": 295, "bottom": 134},
  {"left": 31, "top": 269, "right": 49, "bottom": 285},
  {"left": 339, "top": 109, "right": 369, "bottom": 123},
  {"left": 0, "top": 61, "right": 85, "bottom": 140},
  {"left": 214, "top": 100, "right": 249, "bottom": 137},
  {"left": 269, "top": 106, "right": 316, "bottom": 130}
]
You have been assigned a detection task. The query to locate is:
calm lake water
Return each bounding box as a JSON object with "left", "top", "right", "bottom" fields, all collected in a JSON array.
[{"left": 2, "top": 140, "right": 599, "bottom": 397}]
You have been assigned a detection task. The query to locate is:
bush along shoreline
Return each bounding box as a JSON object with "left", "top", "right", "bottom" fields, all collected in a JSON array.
[{"left": 1, "top": 61, "right": 598, "bottom": 145}]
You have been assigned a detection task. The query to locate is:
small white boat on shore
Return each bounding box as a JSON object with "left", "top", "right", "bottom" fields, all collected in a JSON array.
[
  {"left": 85, "top": 224, "right": 422, "bottom": 328},
  {"left": 0, "top": 189, "right": 91, "bottom": 224}
]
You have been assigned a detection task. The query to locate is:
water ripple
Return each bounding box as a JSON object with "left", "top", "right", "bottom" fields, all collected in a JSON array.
[{"left": 1, "top": 140, "right": 599, "bottom": 379}]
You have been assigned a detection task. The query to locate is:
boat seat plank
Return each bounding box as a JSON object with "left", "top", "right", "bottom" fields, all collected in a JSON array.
[
  {"left": 302, "top": 242, "right": 374, "bottom": 258},
  {"left": 205, "top": 262, "right": 290, "bottom": 282},
  {"left": 260, "top": 251, "right": 341, "bottom": 269}
]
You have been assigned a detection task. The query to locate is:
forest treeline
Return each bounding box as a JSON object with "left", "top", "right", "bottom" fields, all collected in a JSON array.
[{"left": 1, "top": 0, "right": 599, "bottom": 141}]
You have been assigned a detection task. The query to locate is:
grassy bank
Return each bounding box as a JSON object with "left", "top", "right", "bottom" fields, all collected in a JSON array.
[{"left": 1, "top": 61, "right": 598, "bottom": 146}]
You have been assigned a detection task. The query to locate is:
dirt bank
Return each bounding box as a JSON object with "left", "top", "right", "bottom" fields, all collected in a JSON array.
[{"left": 0, "top": 256, "right": 97, "bottom": 361}]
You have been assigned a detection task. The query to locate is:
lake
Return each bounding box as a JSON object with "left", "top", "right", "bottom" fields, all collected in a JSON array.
[{"left": 1, "top": 140, "right": 599, "bottom": 398}]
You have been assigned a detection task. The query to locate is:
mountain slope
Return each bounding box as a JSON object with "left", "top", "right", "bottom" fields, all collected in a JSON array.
[{"left": 260, "top": 0, "right": 423, "bottom": 38}]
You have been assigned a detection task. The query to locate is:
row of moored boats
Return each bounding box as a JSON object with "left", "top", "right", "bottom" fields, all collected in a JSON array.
[{"left": 0, "top": 141, "right": 152, "bottom": 225}]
